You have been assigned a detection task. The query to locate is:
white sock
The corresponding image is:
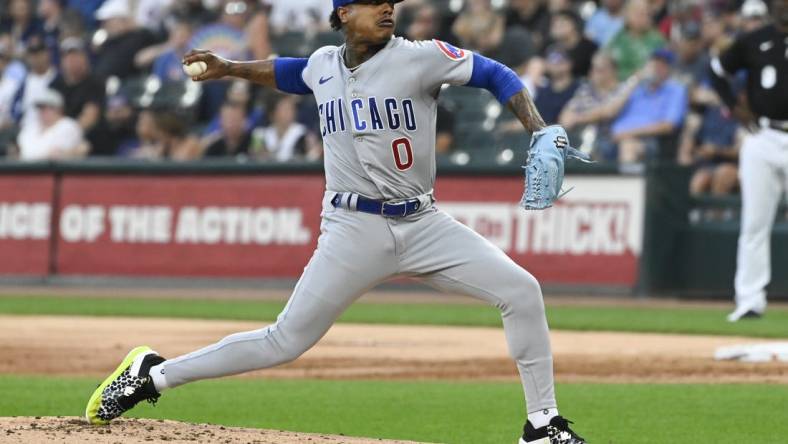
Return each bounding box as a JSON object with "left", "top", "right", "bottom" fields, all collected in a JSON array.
[
  {"left": 149, "top": 362, "right": 169, "bottom": 393},
  {"left": 528, "top": 408, "right": 558, "bottom": 429}
]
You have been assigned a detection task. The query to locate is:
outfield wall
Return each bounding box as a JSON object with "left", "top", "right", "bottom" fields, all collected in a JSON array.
[
  {"left": 0, "top": 161, "right": 642, "bottom": 287},
  {"left": 0, "top": 160, "right": 785, "bottom": 298}
]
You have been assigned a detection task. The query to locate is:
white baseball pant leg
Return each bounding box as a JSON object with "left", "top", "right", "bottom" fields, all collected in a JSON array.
[{"left": 734, "top": 127, "right": 788, "bottom": 312}]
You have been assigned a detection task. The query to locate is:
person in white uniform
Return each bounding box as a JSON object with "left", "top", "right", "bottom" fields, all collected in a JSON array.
[{"left": 710, "top": 0, "right": 788, "bottom": 322}]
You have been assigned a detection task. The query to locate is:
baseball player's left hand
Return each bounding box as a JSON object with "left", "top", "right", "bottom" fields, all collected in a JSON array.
[{"left": 520, "top": 125, "right": 592, "bottom": 210}]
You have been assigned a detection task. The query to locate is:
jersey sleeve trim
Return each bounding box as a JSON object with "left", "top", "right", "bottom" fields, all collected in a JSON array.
[
  {"left": 273, "top": 57, "right": 313, "bottom": 95},
  {"left": 432, "top": 39, "right": 469, "bottom": 61},
  {"left": 466, "top": 53, "right": 524, "bottom": 104}
]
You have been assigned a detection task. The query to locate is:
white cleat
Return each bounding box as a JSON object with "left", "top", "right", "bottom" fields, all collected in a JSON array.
[{"left": 727, "top": 306, "right": 764, "bottom": 322}]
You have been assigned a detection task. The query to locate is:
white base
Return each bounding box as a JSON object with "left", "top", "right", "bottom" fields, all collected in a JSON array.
[{"left": 714, "top": 342, "right": 788, "bottom": 362}]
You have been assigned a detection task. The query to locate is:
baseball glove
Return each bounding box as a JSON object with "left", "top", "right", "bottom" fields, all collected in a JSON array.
[{"left": 520, "top": 125, "right": 592, "bottom": 210}]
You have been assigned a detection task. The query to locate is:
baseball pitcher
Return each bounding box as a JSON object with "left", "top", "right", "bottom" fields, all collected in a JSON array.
[{"left": 85, "top": 1, "right": 586, "bottom": 442}]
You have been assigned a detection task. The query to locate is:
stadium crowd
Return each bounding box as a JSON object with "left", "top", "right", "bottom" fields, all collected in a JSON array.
[{"left": 0, "top": 0, "right": 773, "bottom": 197}]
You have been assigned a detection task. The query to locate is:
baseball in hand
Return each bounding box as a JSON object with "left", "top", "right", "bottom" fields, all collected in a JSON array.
[{"left": 183, "top": 61, "right": 208, "bottom": 77}]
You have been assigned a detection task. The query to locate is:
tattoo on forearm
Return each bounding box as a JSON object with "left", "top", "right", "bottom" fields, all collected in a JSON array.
[{"left": 507, "top": 88, "right": 546, "bottom": 133}]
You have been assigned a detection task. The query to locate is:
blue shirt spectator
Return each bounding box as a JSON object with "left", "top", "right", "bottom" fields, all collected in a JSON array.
[
  {"left": 149, "top": 20, "right": 194, "bottom": 82},
  {"left": 611, "top": 79, "right": 687, "bottom": 136},
  {"left": 611, "top": 49, "right": 688, "bottom": 163},
  {"left": 152, "top": 50, "right": 187, "bottom": 82},
  {"left": 584, "top": 0, "right": 625, "bottom": 46}
]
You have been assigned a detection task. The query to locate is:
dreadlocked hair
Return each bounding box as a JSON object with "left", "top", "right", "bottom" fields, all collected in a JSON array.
[{"left": 330, "top": 10, "right": 342, "bottom": 31}]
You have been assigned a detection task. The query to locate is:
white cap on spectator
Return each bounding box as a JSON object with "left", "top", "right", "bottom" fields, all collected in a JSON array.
[
  {"left": 95, "top": 0, "right": 131, "bottom": 20},
  {"left": 60, "top": 36, "right": 87, "bottom": 53},
  {"left": 34, "top": 89, "right": 65, "bottom": 109},
  {"left": 741, "top": 0, "right": 767, "bottom": 18}
]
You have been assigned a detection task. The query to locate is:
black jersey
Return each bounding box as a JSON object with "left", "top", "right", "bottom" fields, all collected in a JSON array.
[{"left": 717, "top": 25, "right": 788, "bottom": 120}]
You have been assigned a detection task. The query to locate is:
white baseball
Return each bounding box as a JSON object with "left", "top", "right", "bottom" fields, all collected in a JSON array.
[{"left": 183, "top": 61, "right": 208, "bottom": 77}]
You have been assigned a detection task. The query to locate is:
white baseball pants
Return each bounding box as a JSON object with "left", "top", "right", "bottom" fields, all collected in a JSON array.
[{"left": 734, "top": 127, "right": 788, "bottom": 312}]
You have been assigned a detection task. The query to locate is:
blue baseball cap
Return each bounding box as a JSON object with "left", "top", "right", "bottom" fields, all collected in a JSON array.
[
  {"left": 651, "top": 48, "right": 676, "bottom": 65},
  {"left": 333, "top": 0, "right": 404, "bottom": 10}
]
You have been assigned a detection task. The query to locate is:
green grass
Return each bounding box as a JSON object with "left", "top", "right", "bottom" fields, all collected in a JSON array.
[
  {"left": 0, "top": 375, "right": 784, "bottom": 443},
  {"left": 1, "top": 295, "right": 787, "bottom": 337}
]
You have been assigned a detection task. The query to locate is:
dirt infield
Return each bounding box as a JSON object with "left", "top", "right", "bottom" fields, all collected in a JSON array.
[
  {"left": 0, "top": 417, "right": 428, "bottom": 443},
  {"left": 1, "top": 315, "right": 786, "bottom": 383}
]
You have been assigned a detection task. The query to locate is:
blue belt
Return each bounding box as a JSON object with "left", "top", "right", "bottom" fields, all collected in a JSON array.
[{"left": 331, "top": 192, "right": 423, "bottom": 217}]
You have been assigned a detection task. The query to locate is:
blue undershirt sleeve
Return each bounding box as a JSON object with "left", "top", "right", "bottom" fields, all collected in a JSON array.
[
  {"left": 465, "top": 53, "right": 524, "bottom": 104},
  {"left": 273, "top": 57, "right": 312, "bottom": 95}
]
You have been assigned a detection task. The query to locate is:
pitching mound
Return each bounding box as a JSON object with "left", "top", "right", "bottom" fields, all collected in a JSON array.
[{"left": 0, "top": 417, "right": 427, "bottom": 444}]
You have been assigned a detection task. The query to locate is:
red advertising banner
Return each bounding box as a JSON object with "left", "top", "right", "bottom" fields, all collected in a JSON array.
[
  {"left": 56, "top": 175, "right": 326, "bottom": 277},
  {"left": 435, "top": 175, "right": 644, "bottom": 285},
  {"left": 0, "top": 175, "right": 55, "bottom": 276},
  {"left": 54, "top": 174, "right": 644, "bottom": 285}
]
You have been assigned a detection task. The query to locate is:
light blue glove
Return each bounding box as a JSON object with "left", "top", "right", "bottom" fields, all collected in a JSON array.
[{"left": 520, "top": 125, "right": 592, "bottom": 210}]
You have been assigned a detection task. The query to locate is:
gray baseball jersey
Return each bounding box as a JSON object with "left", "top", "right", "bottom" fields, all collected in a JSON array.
[
  {"left": 153, "top": 37, "right": 558, "bottom": 419},
  {"left": 302, "top": 37, "right": 474, "bottom": 199}
]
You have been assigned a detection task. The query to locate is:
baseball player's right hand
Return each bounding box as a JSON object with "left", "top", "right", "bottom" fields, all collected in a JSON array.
[{"left": 182, "top": 49, "right": 232, "bottom": 82}]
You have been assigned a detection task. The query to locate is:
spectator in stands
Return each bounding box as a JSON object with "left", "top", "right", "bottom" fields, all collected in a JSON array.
[
  {"left": 17, "top": 38, "right": 58, "bottom": 121},
  {"left": 0, "top": 0, "right": 44, "bottom": 56},
  {"left": 119, "top": 108, "right": 158, "bottom": 158},
  {"left": 436, "top": 104, "right": 455, "bottom": 155},
  {"left": 451, "top": 0, "right": 535, "bottom": 67},
  {"left": 17, "top": 88, "right": 87, "bottom": 160},
  {"left": 251, "top": 95, "right": 321, "bottom": 162},
  {"left": 673, "top": 21, "right": 709, "bottom": 91},
  {"left": 134, "top": 0, "right": 175, "bottom": 35},
  {"left": 739, "top": 0, "right": 768, "bottom": 32},
  {"left": 611, "top": 49, "right": 688, "bottom": 163},
  {"left": 701, "top": 9, "right": 732, "bottom": 58},
  {"left": 67, "top": 0, "right": 105, "bottom": 31},
  {"left": 92, "top": 0, "right": 158, "bottom": 80},
  {"left": 139, "top": 19, "right": 195, "bottom": 82},
  {"left": 517, "top": 56, "right": 546, "bottom": 96},
  {"left": 406, "top": 4, "right": 442, "bottom": 41},
  {"left": 584, "top": 0, "right": 625, "bottom": 46},
  {"left": 150, "top": 111, "right": 202, "bottom": 161},
  {"left": 203, "top": 101, "right": 252, "bottom": 158},
  {"left": 201, "top": 80, "right": 264, "bottom": 138},
  {"left": 37, "top": 0, "right": 66, "bottom": 64},
  {"left": 606, "top": 0, "right": 666, "bottom": 80},
  {"left": 505, "top": 0, "right": 551, "bottom": 52},
  {"left": 452, "top": 0, "right": 505, "bottom": 56},
  {"left": 559, "top": 52, "right": 640, "bottom": 161},
  {"left": 168, "top": 0, "right": 216, "bottom": 29},
  {"left": 267, "top": 0, "right": 333, "bottom": 35},
  {"left": 190, "top": 0, "right": 270, "bottom": 121},
  {"left": 0, "top": 41, "right": 25, "bottom": 131},
  {"left": 679, "top": 105, "right": 741, "bottom": 199},
  {"left": 673, "top": 20, "right": 721, "bottom": 112},
  {"left": 549, "top": 10, "right": 597, "bottom": 77},
  {"left": 533, "top": 46, "right": 579, "bottom": 125},
  {"left": 51, "top": 37, "right": 105, "bottom": 150},
  {"left": 91, "top": 93, "right": 138, "bottom": 156},
  {"left": 242, "top": 1, "right": 272, "bottom": 61},
  {"left": 190, "top": 0, "right": 259, "bottom": 61}
]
